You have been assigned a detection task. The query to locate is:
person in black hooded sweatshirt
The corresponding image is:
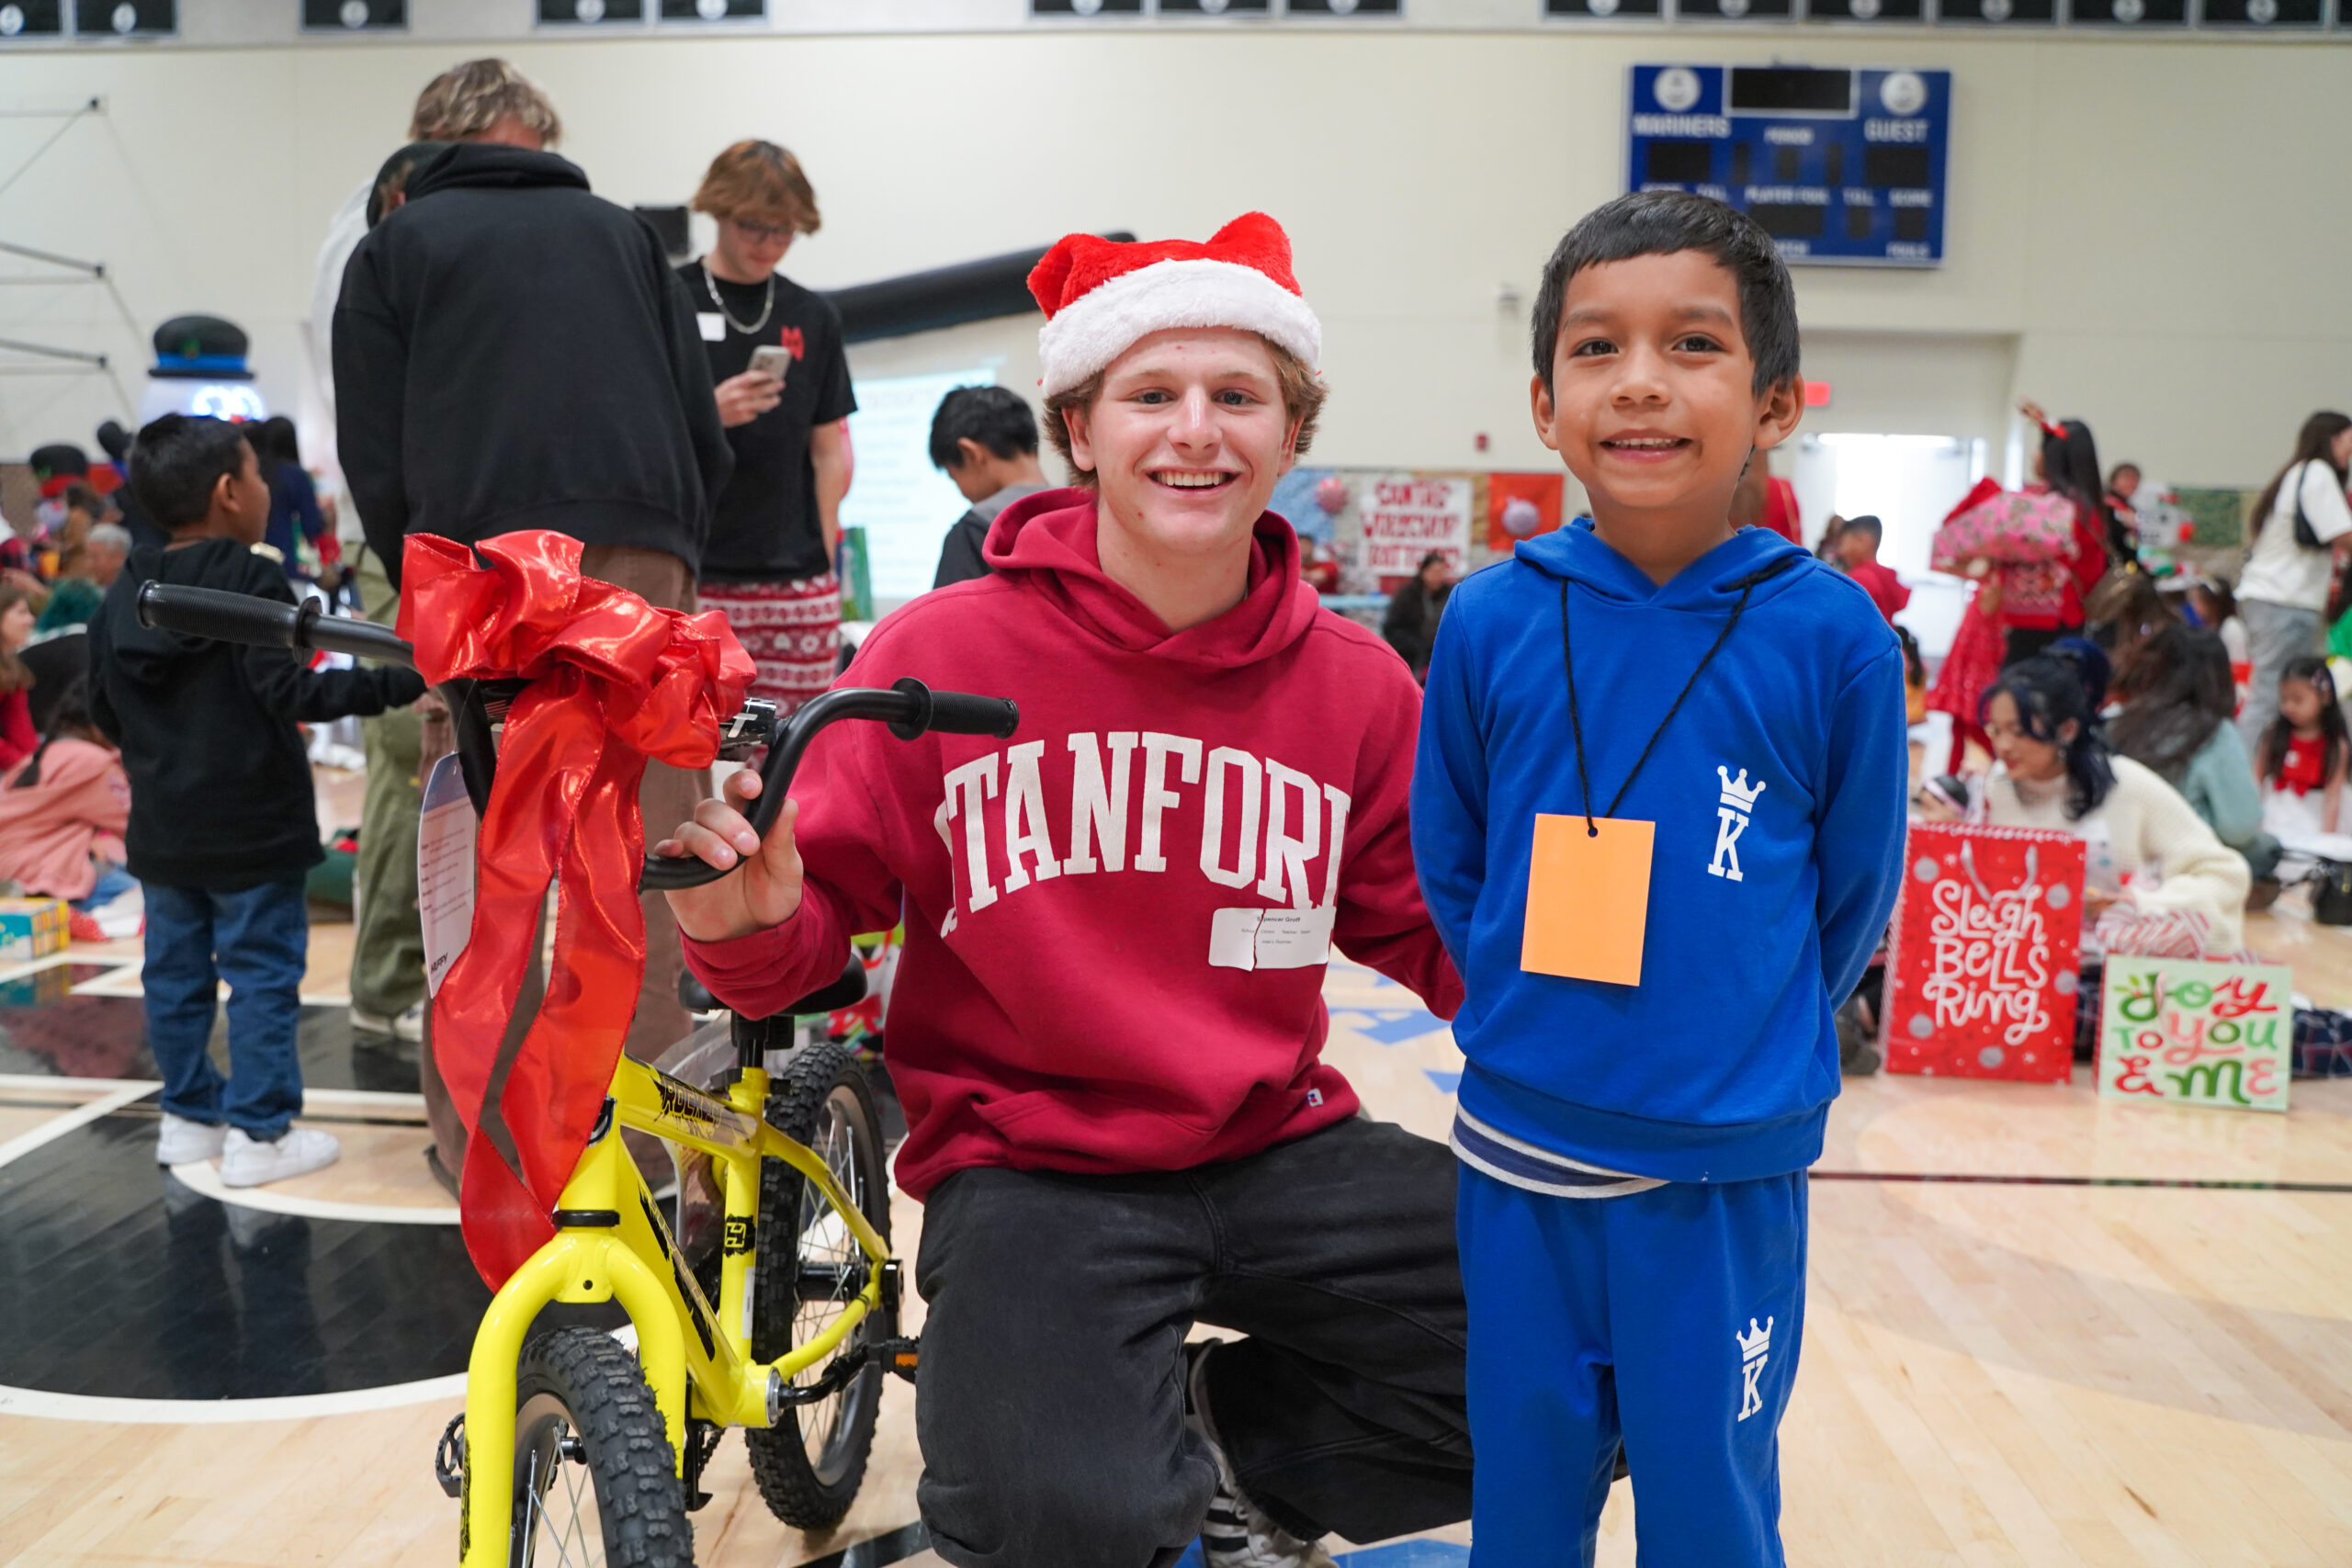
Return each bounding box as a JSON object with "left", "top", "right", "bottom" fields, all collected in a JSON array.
[
  {"left": 333, "top": 141, "right": 732, "bottom": 584},
  {"left": 331, "top": 138, "right": 734, "bottom": 1135},
  {"left": 91, "top": 415, "right": 426, "bottom": 1188}
]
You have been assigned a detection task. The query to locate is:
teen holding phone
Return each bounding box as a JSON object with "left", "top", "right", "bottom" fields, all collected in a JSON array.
[{"left": 681, "top": 139, "right": 858, "bottom": 717}]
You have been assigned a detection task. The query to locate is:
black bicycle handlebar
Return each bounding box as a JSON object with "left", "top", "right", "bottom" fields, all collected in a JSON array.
[
  {"left": 136, "top": 582, "right": 415, "bottom": 665},
  {"left": 136, "top": 581, "right": 1019, "bottom": 891}
]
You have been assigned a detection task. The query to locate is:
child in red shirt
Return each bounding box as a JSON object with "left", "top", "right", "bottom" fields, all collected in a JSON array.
[{"left": 1835, "top": 513, "right": 1911, "bottom": 626}]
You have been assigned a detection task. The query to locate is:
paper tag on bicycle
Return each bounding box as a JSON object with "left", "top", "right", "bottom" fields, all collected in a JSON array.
[
  {"left": 1521, "top": 814, "right": 1653, "bottom": 987},
  {"left": 1208, "top": 907, "right": 1335, "bottom": 972},
  {"left": 417, "top": 754, "right": 478, "bottom": 998}
]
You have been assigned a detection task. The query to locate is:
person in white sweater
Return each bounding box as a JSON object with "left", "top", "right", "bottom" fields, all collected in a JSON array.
[{"left": 1924, "top": 655, "right": 2252, "bottom": 953}]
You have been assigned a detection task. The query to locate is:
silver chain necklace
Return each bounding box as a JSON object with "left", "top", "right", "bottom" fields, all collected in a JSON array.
[{"left": 702, "top": 262, "right": 775, "bottom": 336}]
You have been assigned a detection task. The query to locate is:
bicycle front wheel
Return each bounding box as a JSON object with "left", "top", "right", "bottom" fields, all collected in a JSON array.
[
  {"left": 744, "top": 1042, "right": 893, "bottom": 1529},
  {"left": 508, "top": 1327, "right": 693, "bottom": 1568}
]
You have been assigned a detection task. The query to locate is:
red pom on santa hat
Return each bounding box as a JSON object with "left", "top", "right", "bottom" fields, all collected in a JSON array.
[{"left": 1027, "top": 213, "right": 1322, "bottom": 397}]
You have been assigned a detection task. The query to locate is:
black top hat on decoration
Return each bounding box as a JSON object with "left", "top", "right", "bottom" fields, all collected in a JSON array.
[
  {"left": 150, "top": 314, "right": 254, "bottom": 380},
  {"left": 28, "top": 444, "right": 89, "bottom": 481}
]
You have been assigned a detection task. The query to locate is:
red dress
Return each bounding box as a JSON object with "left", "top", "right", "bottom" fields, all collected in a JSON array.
[
  {"left": 0, "top": 689, "right": 34, "bottom": 772},
  {"left": 2278, "top": 733, "right": 2327, "bottom": 796},
  {"left": 1927, "top": 585, "right": 2005, "bottom": 772}
]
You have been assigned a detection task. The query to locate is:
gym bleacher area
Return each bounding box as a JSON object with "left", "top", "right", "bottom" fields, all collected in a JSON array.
[{"left": 0, "top": 873, "right": 2346, "bottom": 1563}]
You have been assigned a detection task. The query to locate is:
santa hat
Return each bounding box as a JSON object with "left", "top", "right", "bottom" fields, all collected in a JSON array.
[{"left": 1027, "top": 213, "right": 1322, "bottom": 399}]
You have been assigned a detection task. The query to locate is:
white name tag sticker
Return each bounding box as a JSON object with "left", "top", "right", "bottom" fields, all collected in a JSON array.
[
  {"left": 417, "top": 753, "right": 478, "bottom": 997},
  {"left": 1208, "top": 907, "right": 1336, "bottom": 972},
  {"left": 696, "top": 311, "right": 726, "bottom": 343}
]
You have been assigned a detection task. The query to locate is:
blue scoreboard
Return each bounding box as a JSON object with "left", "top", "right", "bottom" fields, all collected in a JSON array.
[{"left": 1627, "top": 64, "right": 1951, "bottom": 268}]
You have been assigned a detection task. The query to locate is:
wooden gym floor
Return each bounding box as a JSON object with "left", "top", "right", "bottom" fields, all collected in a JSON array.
[{"left": 0, "top": 888, "right": 2346, "bottom": 1565}]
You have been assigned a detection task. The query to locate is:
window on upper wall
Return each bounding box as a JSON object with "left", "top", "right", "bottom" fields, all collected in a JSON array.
[
  {"left": 301, "top": 0, "right": 405, "bottom": 30},
  {"left": 74, "top": 0, "right": 173, "bottom": 36}
]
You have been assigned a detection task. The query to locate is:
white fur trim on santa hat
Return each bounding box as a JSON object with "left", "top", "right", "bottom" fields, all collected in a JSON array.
[{"left": 1037, "top": 256, "right": 1322, "bottom": 398}]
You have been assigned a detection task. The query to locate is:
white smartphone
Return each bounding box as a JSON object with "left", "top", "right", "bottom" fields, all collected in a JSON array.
[{"left": 748, "top": 345, "right": 793, "bottom": 383}]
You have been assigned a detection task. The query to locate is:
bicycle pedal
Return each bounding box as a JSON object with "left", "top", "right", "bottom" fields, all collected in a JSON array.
[
  {"left": 433, "top": 1413, "right": 467, "bottom": 1500},
  {"left": 877, "top": 1336, "right": 921, "bottom": 1382}
]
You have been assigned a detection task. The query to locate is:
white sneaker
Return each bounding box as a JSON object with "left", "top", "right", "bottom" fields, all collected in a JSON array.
[
  {"left": 350, "top": 1002, "right": 425, "bottom": 1043},
  {"left": 220, "top": 1126, "right": 342, "bottom": 1188},
  {"left": 1186, "top": 1342, "right": 1340, "bottom": 1568},
  {"left": 155, "top": 1111, "right": 226, "bottom": 1166}
]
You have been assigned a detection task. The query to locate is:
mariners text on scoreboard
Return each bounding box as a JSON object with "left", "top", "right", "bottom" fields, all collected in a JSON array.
[{"left": 1626, "top": 64, "right": 1953, "bottom": 267}]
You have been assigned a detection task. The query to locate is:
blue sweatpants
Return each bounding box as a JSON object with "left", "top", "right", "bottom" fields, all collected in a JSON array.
[{"left": 1456, "top": 1165, "right": 1807, "bottom": 1568}]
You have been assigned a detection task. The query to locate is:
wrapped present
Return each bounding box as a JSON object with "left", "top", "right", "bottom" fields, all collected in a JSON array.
[
  {"left": 1883, "top": 823, "right": 2086, "bottom": 1083},
  {"left": 0, "top": 897, "right": 69, "bottom": 962},
  {"left": 2094, "top": 904, "right": 2213, "bottom": 961},
  {"left": 2097, "top": 956, "right": 2292, "bottom": 1111},
  {"left": 1932, "top": 488, "right": 2079, "bottom": 573}
]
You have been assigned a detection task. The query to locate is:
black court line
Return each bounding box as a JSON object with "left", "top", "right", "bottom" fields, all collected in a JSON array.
[
  {"left": 794, "top": 1521, "right": 930, "bottom": 1567},
  {"left": 1813, "top": 1169, "right": 2352, "bottom": 1193},
  {"left": 94, "top": 1102, "right": 430, "bottom": 1130}
]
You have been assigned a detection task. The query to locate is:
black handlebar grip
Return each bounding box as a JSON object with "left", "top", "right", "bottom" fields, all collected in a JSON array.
[
  {"left": 137, "top": 581, "right": 419, "bottom": 669},
  {"left": 917, "top": 686, "right": 1021, "bottom": 739},
  {"left": 137, "top": 582, "right": 303, "bottom": 649}
]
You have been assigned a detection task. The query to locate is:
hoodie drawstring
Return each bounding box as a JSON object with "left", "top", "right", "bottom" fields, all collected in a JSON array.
[{"left": 1559, "top": 554, "right": 1799, "bottom": 837}]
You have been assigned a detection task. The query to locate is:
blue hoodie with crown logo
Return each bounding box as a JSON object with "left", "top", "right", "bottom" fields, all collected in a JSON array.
[{"left": 1411, "top": 521, "right": 1909, "bottom": 1184}]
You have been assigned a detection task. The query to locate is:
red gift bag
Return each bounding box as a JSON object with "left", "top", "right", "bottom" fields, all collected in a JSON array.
[{"left": 1883, "top": 823, "right": 2086, "bottom": 1083}]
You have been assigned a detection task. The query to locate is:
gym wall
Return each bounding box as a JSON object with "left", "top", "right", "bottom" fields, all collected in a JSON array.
[{"left": 0, "top": 26, "right": 2341, "bottom": 489}]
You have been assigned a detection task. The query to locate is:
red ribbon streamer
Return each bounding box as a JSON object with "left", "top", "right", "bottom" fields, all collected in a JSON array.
[{"left": 398, "top": 532, "right": 753, "bottom": 1287}]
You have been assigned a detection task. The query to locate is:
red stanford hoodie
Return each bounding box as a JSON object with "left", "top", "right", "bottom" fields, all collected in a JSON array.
[{"left": 682, "top": 487, "right": 1462, "bottom": 1198}]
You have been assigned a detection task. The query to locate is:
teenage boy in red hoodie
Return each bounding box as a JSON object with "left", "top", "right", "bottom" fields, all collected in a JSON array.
[{"left": 662, "top": 216, "right": 1469, "bottom": 1568}]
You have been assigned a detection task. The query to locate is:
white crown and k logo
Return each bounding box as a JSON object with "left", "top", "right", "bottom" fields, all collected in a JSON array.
[
  {"left": 1736, "top": 1315, "right": 1774, "bottom": 1422},
  {"left": 1717, "top": 767, "right": 1767, "bottom": 812},
  {"left": 1711, "top": 765, "right": 1767, "bottom": 883}
]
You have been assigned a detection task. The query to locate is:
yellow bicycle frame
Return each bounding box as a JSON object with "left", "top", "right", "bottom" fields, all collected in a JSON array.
[{"left": 458, "top": 1055, "right": 891, "bottom": 1565}]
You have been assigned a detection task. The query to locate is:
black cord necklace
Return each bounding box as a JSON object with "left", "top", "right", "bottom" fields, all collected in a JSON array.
[{"left": 1558, "top": 555, "right": 1797, "bottom": 838}]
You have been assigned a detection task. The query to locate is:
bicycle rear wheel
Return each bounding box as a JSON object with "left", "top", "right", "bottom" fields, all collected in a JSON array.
[
  {"left": 508, "top": 1327, "right": 693, "bottom": 1568},
  {"left": 743, "top": 1042, "right": 893, "bottom": 1529}
]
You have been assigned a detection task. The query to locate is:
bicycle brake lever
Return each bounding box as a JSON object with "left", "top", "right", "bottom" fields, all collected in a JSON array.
[{"left": 715, "top": 699, "right": 781, "bottom": 762}]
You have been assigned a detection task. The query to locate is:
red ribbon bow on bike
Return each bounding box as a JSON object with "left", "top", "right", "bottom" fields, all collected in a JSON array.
[{"left": 399, "top": 532, "right": 753, "bottom": 1287}]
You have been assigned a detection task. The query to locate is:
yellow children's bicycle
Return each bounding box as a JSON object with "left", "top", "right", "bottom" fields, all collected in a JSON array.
[{"left": 138, "top": 581, "right": 1020, "bottom": 1568}]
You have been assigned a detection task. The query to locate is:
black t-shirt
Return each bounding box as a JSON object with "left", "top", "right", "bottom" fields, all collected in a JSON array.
[{"left": 681, "top": 261, "right": 858, "bottom": 582}]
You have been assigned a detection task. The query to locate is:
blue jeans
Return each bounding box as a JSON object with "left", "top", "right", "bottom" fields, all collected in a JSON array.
[
  {"left": 74, "top": 864, "right": 136, "bottom": 912},
  {"left": 143, "top": 879, "right": 310, "bottom": 1138}
]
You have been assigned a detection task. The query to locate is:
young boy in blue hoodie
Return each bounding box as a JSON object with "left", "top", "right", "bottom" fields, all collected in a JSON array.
[{"left": 1411, "top": 191, "right": 1908, "bottom": 1565}]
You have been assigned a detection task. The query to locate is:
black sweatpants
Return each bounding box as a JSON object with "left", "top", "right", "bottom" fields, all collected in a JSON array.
[{"left": 913, "top": 1116, "right": 1473, "bottom": 1568}]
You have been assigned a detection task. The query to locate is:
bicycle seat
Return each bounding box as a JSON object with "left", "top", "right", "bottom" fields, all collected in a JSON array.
[
  {"left": 684, "top": 955, "right": 869, "bottom": 1021},
  {"left": 786, "top": 956, "right": 868, "bottom": 1018}
]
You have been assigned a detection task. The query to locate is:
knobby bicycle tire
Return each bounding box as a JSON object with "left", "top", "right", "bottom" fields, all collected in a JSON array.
[
  {"left": 742, "top": 1042, "right": 893, "bottom": 1529},
  {"left": 509, "top": 1326, "right": 693, "bottom": 1568}
]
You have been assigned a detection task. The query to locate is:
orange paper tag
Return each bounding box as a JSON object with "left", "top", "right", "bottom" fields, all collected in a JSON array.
[{"left": 1521, "top": 814, "right": 1655, "bottom": 987}]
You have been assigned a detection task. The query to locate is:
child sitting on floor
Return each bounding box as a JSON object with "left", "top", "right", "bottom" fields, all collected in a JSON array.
[
  {"left": 0, "top": 679, "right": 133, "bottom": 926},
  {"left": 1935, "top": 656, "right": 2251, "bottom": 953},
  {"left": 2255, "top": 656, "right": 2348, "bottom": 845},
  {"left": 2108, "top": 625, "right": 2281, "bottom": 899}
]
